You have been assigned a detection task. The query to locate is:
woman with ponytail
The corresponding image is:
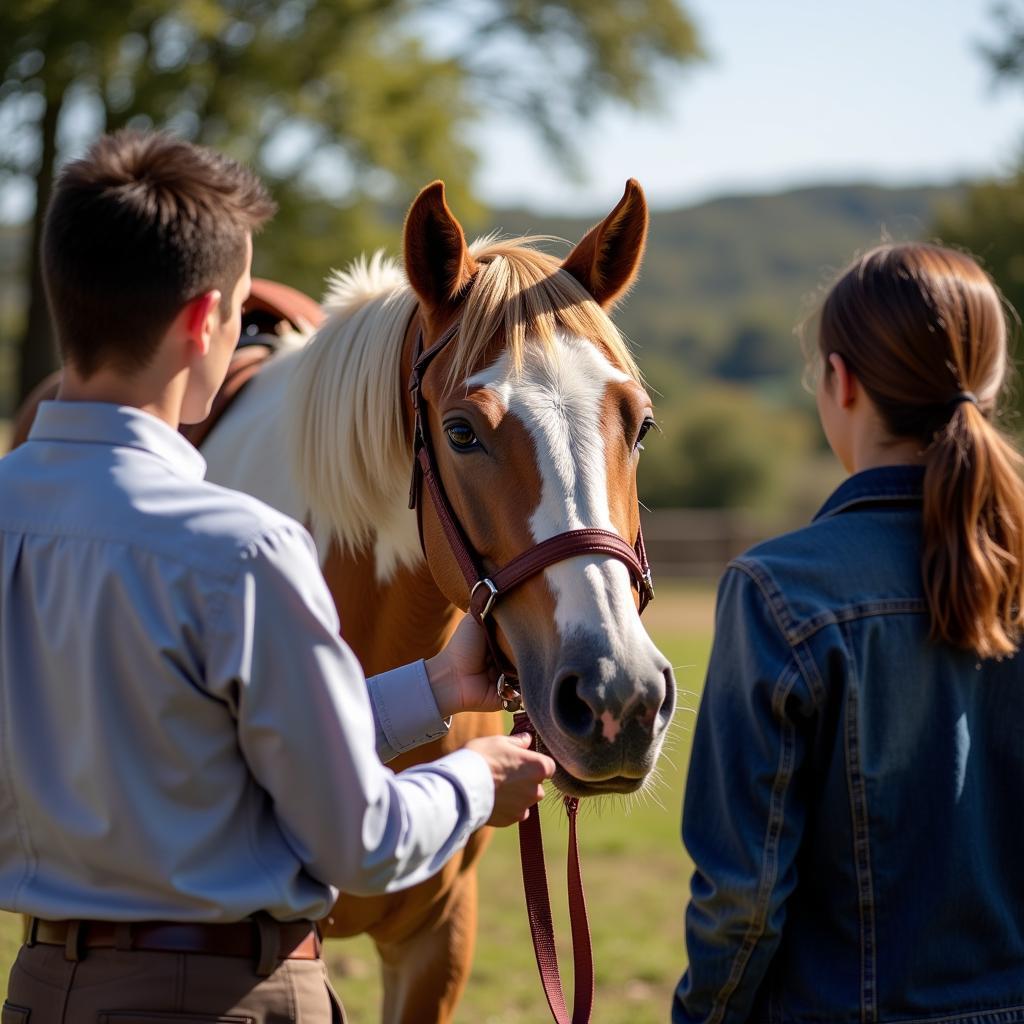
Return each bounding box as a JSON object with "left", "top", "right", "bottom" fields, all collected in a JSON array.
[{"left": 674, "top": 243, "right": 1024, "bottom": 1024}]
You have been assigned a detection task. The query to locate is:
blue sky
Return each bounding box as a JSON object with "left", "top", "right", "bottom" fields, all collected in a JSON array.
[
  {"left": 469, "top": 0, "right": 1024, "bottom": 213},
  {"left": 3, "top": 1, "right": 1021, "bottom": 222}
]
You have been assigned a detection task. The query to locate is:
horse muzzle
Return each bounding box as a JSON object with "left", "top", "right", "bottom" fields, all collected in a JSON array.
[{"left": 517, "top": 632, "right": 676, "bottom": 794}]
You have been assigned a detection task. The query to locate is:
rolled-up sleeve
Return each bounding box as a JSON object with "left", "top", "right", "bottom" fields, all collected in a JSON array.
[
  {"left": 205, "top": 523, "right": 494, "bottom": 896},
  {"left": 674, "top": 563, "right": 816, "bottom": 1024}
]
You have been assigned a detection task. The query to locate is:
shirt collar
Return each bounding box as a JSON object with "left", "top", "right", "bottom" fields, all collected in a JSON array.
[
  {"left": 813, "top": 464, "right": 925, "bottom": 521},
  {"left": 28, "top": 401, "right": 207, "bottom": 480}
]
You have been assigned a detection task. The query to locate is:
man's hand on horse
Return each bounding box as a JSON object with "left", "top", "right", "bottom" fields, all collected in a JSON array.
[{"left": 425, "top": 613, "right": 505, "bottom": 716}]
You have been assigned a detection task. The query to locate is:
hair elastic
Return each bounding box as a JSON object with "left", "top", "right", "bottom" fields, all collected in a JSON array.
[{"left": 950, "top": 391, "right": 979, "bottom": 409}]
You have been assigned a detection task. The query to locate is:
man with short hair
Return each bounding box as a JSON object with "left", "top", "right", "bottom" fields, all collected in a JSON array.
[{"left": 0, "top": 130, "right": 553, "bottom": 1021}]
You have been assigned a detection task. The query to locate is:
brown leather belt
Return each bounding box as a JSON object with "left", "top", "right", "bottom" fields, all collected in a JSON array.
[{"left": 29, "top": 917, "right": 321, "bottom": 974}]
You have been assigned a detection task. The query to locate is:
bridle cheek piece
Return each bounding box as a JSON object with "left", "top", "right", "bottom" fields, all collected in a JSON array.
[{"left": 407, "top": 322, "right": 655, "bottom": 711}]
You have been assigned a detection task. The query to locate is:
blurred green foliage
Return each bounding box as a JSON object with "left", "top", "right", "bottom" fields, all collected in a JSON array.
[
  {"left": 638, "top": 384, "right": 815, "bottom": 511},
  {"left": 934, "top": 178, "right": 1024, "bottom": 428},
  {"left": 928, "top": 1, "right": 1024, "bottom": 429}
]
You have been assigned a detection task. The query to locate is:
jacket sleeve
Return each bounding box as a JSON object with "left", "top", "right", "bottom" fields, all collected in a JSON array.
[
  {"left": 673, "top": 562, "right": 816, "bottom": 1024},
  {"left": 204, "top": 522, "right": 494, "bottom": 897}
]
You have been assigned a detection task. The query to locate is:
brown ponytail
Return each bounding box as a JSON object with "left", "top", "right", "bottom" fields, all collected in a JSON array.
[{"left": 819, "top": 243, "right": 1024, "bottom": 659}]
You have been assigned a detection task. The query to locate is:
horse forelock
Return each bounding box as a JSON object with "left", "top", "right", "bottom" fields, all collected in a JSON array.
[{"left": 445, "top": 236, "right": 642, "bottom": 396}]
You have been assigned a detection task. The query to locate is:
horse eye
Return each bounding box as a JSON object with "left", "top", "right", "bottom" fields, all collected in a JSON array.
[
  {"left": 634, "top": 417, "right": 656, "bottom": 452},
  {"left": 445, "top": 421, "right": 479, "bottom": 451}
]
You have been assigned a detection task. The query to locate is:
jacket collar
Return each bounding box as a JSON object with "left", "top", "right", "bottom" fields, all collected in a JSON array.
[
  {"left": 813, "top": 464, "right": 925, "bottom": 521},
  {"left": 28, "top": 401, "right": 207, "bottom": 481}
]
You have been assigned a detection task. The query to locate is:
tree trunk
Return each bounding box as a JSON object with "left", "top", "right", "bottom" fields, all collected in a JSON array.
[{"left": 16, "top": 86, "right": 64, "bottom": 404}]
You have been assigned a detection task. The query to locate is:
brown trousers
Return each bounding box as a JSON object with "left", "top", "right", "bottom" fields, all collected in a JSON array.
[{"left": 2, "top": 942, "right": 346, "bottom": 1023}]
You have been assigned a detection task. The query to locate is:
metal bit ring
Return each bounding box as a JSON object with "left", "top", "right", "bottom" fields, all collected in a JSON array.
[{"left": 497, "top": 673, "right": 523, "bottom": 713}]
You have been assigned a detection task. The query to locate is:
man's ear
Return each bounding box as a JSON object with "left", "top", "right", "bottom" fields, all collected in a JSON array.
[{"left": 184, "top": 291, "right": 221, "bottom": 357}]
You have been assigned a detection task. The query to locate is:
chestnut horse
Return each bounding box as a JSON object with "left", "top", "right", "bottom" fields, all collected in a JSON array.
[{"left": 189, "top": 180, "right": 674, "bottom": 1022}]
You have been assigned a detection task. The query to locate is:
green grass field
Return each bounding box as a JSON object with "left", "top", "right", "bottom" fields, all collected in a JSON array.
[{"left": 0, "top": 582, "right": 715, "bottom": 1022}]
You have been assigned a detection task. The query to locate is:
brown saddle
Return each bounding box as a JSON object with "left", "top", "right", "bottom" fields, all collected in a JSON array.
[{"left": 9, "top": 279, "right": 323, "bottom": 452}]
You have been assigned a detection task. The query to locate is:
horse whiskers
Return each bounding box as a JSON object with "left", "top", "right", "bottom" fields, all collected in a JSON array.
[
  {"left": 633, "top": 769, "right": 669, "bottom": 811},
  {"left": 538, "top": 779, "right": 668, "bottom": 818},
  {"left": 538, "top": 788, "right": 614, "bottom": 820},
  {"left": 667, "top": 712, "right": 700, "bottom": 729},
  {"left": 581, "top": 795, "right": 616, "bottom": 819},
  {"left": 551, "top": 753, "right": 682, "bottom": 815}
]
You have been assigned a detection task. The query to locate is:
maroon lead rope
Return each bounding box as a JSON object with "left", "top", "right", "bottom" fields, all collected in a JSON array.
[{"left": 511, "top": 713, "right": 594, "bottom": 1024}]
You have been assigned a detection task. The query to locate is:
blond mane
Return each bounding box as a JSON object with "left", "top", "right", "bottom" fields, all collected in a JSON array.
[{"left": 287, "top": 237, "right": 641, "bottom": 579}]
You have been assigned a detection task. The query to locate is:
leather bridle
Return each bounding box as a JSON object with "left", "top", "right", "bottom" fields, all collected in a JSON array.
[{"left": 406, "top": 317, "right": 656, "bottom": 1024}]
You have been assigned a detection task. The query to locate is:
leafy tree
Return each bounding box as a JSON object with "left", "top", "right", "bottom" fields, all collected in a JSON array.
[
  {"left": 638, "top": 384, "right": 816, "bottom": 511},
  {"left": 933, "top": 0, "right": 1024, "bottom": 428},
  {"left": 0, "top": 0, "right": 701, "bottom": 403},
  {"left": 715, "top": 316, "right": 799, "bottom": 382}
]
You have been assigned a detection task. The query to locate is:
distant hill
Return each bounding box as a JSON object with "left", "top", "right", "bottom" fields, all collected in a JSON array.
[{"left": 486, "top": 182, "right": 966, "bottom": 383}]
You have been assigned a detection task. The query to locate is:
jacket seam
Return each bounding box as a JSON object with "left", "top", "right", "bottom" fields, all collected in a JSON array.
[
  {"left": 893, "top": 1003, "right": 1024, "bottom": 1024},
  {"left": 729, "top": 559, "right": 798, "bottom": 640},
  {"left": 789, "top": 638, "right": 825, "bottom": 708},
  {"left": 707, "top": 660, "right": 802, "bottom": 1024},
  {"left": 728, "top": 560, "right": 824, "bottom": 709},
  {"left": 729, "top": 558, "right": 928, "bottom": 649},
  {"left": 842, "top": 621, "right": 878, "bottom": 1024},
  {"left": 789, "top": 601, "right": 928, "bottom": 645},
  {"left": 816, "top": 490, "right": 923, "bottom": 519}
]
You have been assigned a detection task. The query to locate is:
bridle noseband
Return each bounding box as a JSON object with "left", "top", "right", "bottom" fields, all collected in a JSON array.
[{"left": 407, "top": 320, "right": 655, "bottom": 710}]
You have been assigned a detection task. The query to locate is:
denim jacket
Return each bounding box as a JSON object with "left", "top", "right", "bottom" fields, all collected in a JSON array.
[{"left": 674, "top": 466, "right": 1024, "bottom": 1024}]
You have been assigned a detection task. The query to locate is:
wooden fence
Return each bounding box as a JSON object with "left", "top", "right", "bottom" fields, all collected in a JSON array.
[{"left": 641, "top": 508, "right": 785, "bottom": 581}]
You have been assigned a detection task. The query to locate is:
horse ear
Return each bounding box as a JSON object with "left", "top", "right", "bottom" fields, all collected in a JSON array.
[
  {"left": 561, "top": 179, "right": 648, "bottom": 309},
  {"left": 403, "top": 181, "right": 479, "bottom": 316}
]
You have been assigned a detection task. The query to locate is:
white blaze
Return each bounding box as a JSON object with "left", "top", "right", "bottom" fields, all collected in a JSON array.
[{"left": 468, "top": 333, "right": 658, "bottom": 731}]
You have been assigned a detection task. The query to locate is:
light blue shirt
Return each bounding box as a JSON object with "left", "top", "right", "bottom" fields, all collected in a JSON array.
[{"left": 0, "top": 401, "right": 493, "bottom": 923}]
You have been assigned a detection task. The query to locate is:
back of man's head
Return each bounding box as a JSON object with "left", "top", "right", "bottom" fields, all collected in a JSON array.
[{"left": 42, "top": 131, "right": 277, "bottom": 379}]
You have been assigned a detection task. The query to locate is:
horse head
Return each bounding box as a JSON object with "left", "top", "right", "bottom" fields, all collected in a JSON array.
[{"left": 399, "top": 180, "right": 675, "bottom": 797}]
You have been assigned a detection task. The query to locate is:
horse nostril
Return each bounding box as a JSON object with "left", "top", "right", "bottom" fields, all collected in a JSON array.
[
  {"left": 658, "top": 666, "right": 676, "bottom": 726},
  {"left": 553, "top": 672, "right": 596, "bottom": 738}
]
